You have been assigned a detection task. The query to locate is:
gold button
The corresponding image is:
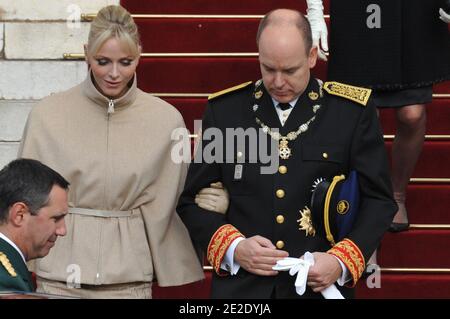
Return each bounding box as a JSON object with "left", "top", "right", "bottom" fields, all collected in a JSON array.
[
  {"left": 323, "top": 152, "right": 328, "bottom": 159},
  {"left": 276, "top": 241, "right": 285, "bottom": 249},
  {"left": 278, "top": 165, "right": 287, "bottom": 174},
  {"left": 276, "top": 215, "right": 285, "bottom": 224},
  {"left": 276, "top": 189, "right": 285, "bottom": 198}
]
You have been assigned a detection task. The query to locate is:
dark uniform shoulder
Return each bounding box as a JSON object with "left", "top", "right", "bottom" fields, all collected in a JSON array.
[
  {"left": 323, "top": 81, "right": 372, "bottom": 107},
  {"left": 0, "top": 251, "right": 32, "bottom": 292},
  {"left": 0, "top": 251, "right": 20, "bottom": 291},
  {"left": 208, "top": 81, "right": 253, "bottom": 101}
]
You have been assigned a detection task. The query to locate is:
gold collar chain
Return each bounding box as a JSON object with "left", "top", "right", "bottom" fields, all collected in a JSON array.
[
  {"left": 252, "top": 79, "right": 323, "bottom": 160},
  {"left": 255, "top": 104, "right": 320, "bottom": 160}
]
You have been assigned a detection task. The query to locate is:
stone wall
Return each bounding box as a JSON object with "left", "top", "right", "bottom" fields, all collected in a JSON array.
[{"left": 0, "top": 0, "right": 119, "bottom": 168}]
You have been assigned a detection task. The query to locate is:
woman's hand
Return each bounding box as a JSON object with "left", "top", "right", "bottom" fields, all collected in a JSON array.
[{"left": 195, "top": 182, "right": 229, "bottom": 214}]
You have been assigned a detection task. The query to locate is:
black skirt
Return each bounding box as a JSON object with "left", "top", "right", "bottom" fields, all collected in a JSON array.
[
  {"left": 373, "top": 86, "right": 433, "bottom": 108},
  {"left": 327, "top": 0, "right": 450, "bottom": 91}
]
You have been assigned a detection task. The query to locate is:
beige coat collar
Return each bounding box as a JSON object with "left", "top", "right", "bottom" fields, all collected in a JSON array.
[{"left": 83, "top": 71, "right": 138, "bottom": 114}]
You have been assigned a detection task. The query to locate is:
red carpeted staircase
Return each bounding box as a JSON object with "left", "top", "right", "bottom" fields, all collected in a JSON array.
[{"left": 115, "top": 0, "right": 450, "bottom": 298}]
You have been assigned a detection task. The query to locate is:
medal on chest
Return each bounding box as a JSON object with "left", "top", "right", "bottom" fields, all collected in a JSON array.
[{"left": 278, "top": 139, "right": 291, "bottom": 160}]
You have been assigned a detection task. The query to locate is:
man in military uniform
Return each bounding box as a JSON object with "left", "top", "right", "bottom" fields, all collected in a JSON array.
[
  {"left": 177, "top": 9, "right": 396, "bottom": 298},
  {"left": 0, "top": 159, "right": 69, "bottom": 292}
]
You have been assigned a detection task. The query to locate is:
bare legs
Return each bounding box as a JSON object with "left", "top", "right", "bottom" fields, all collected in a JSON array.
[
  {"left": 367, "top": 104, "right": 426, "bottom": 271},
  {"left": 390, "top": 104, "right": 426, "bottom": 225}
]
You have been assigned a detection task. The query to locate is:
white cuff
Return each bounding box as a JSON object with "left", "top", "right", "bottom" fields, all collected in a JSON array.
[
  {"left": 220, "top": 237, "right": 245, "bottom": 275},
  {"left": 334, "top": 256, "right": 351, "bottom": 286}
]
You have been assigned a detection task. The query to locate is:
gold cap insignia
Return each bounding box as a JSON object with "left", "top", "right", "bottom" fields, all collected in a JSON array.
[
  {"left": 297, "top": 206, "right": 316, "bottom": 237},
  {"left": 337, "top": 200, "right": 350, "bottom": 215},
  {"left": 255, "top": 90, "right": 263, "bottom": 99},
  {"left": 308, "top": 91, "right": 319, "bottom": 100},
  {"left": 0, "top": 252, "right": 17, "bottom": 277}
]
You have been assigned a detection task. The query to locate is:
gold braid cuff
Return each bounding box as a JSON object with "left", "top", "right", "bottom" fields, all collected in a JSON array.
[
  {"left": 207, "top": 224, "right": 244, "bottom": 276},
  {"left": 327, "top": 238, "right": 365, "bottom": 287}
]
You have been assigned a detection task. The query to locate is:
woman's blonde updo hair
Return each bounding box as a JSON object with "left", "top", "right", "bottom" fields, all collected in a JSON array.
[{"left": 86, "top": 5, "right": 141, "bottom": 58}]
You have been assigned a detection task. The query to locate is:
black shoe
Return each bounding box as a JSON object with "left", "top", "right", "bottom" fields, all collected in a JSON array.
[{"left": 388, "top": 222, "right": 410, "bottom": 233}]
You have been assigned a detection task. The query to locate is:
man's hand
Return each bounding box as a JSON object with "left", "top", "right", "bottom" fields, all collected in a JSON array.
[
  {"left": 234, "top": 236, "right": 289, "bottom": 276},
  {"left": 305, "top": 252, "right": 342, "bottom": 292},
  {"left": 195, "top": 182, "right": 229, "bottom": 214},
  {"left": 306, "top": 0, "right": 328, "bottom": 61}
]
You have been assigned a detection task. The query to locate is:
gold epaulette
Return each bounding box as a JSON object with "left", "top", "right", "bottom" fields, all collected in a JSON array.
[
  {"left": 0, "top": 252, "right": 17, "bottom": 277},
  {"left": 208, "top": 81, "right": 253, "bottom": 100},
  {"left": 323, "top": 81, "right": 372, "bottom": 106}
]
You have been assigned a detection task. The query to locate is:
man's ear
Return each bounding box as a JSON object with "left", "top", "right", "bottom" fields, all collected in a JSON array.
[
  {"left": 308, "top": 46, "right": 318, "bottom": 69},
  {"left": 9, "top": 202, "right": 29, "bottom": 227}
]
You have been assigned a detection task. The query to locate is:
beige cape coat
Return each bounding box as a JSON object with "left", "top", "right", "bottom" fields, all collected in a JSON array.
[{"left": 18, "top": 73, "right": 204, "bottom": 286}]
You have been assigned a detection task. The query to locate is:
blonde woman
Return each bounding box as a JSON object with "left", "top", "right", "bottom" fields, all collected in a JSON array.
[{"left": 18, "top": 5, "right": 204, "bottom": 298}]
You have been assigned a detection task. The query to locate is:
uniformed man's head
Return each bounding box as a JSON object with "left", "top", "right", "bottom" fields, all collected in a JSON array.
[
  {"left": 257, "top": 9, "right": 318, "bottom": 103},
  {"left": 0, "top": 159, "right": 69, "bottom": 261}
]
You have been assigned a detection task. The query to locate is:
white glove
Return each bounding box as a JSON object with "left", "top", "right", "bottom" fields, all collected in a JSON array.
[
  {"left": 273, "top": 252, "right": 344, "bottom": 299},
  {"left": 306, "top": 0, "right": 329, "bottom": 61},
  {"left": 439, "top": 8, "right": 450, "bottom": 23},
  {"left": 195, "top": 182, "right": 229, "bottom": 214}
]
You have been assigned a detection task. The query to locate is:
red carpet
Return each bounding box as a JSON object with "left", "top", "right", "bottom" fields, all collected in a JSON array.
[
  {"left": 356, "top": 274, "right": 450, "bottom": 299},
  {"left": 435, "top": 81, "right": 450, "bottom": 93},
  {"left": 385, "top": 141, "right": 450, "bottom": 177},
  {"left": 379, "top": 230, "right": 450, "bottom": 268},
  {"left": 154, "top": 273, "right": 212, "bottom": 299},
  {"left": 121, "top": 0, "right": 329, "bottom": 15},
  {"left": 120, "top": 0, "right": 450, "bottom": 299},
  {"left": 136, "top": 19, "right": 260, "bottom": 53},
  {"left": 380, "top": 100, "right": 450, "bottom": 134},
  {"left": 136, "top": 57, "right": 327, "bottom": 92},
  {"left": 137, "top": 58, "right": 450, "bottom": 94},
  {"left": 134, "top": 18, "right": 329, "bottom": 53},
  {"left": 405, "top": 185, "right": 450, "bottom": 224}
]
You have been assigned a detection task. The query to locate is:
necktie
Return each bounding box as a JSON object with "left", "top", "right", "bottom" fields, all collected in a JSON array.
[{"left": 278, "top": 103, "right": 292, "bottom": 111}]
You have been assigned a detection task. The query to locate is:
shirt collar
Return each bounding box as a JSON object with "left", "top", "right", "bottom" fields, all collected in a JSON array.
[
  {"left": 271, "top": 96, "right": 300, "bottom": 110},
  {"left": 0, "top": 232, "right": 26, "bottom": 263}
]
